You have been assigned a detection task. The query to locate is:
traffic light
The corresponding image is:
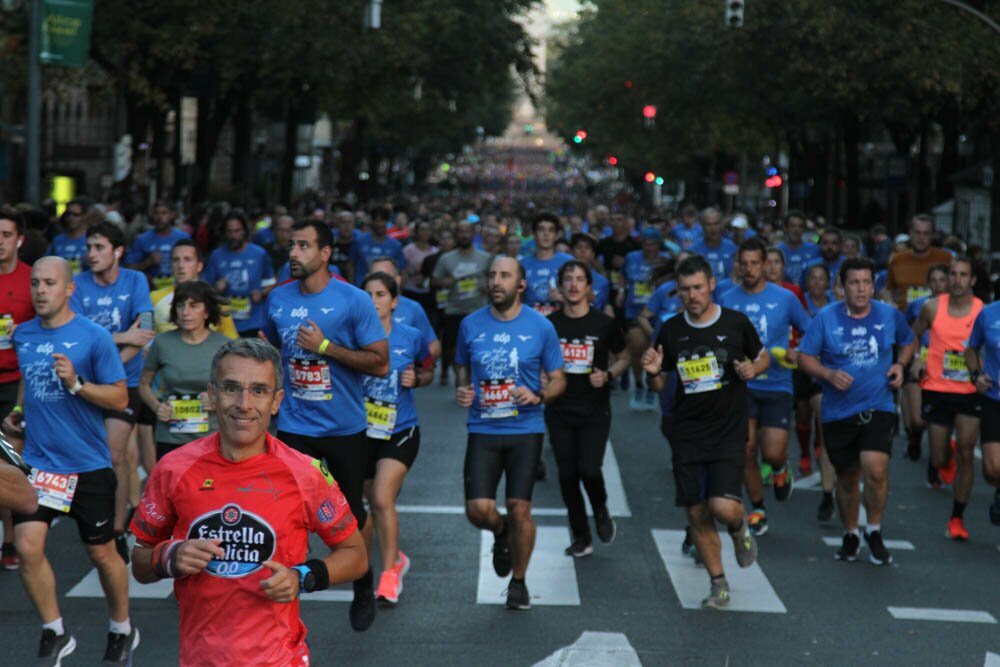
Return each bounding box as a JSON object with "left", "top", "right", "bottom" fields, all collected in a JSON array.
[
  {"left": 644, "top": 172, "right": 656, "bottom": 183},
  {"left": 642, "top": 105, "right": 657, "bottom": 129},
  {"left": 573, "top": 130, "right": 587, "bottom": 144},
  {"left": 725, "top": 0, "right": 744, "bottom": 28},
  {"left": 655, "top": 176, "right": 664, "bottom": 186},
  {"left": 607, "top": 156, "right": 618, "bottom": 166}
]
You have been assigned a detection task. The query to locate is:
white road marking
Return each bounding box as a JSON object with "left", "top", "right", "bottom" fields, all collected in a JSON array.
[
  {"left": 888, "top": 607, "right": 997, "bottom": 624},
  {"left": 301, "top": 587, "right": 354, "bottom": 602},
  {"left": 975, "top": 447, "right": 982, "bottom": 461},
  {"left": 822, "top": 536, "right": 915, "bottom": 551},
  {"left": 795, "top": 471, "right": 822, "bottom": 490},
  {"left": 67, "top": 565, "right": 174, "bottom": 599},
  {"left": 477, "top": 527, "right": 579, "bottom": 606},
  {"left": 396, "top": 504, "right": 570, "bottom": 517},
  {"left": 651, "top": 529, "right": 786, "bottom": 614},
  {"left": 984, "top": 652, "right": 1000, "bottom": 667},
  {"left": 532, "top": 631, "right": 642, "bottom": 667}
]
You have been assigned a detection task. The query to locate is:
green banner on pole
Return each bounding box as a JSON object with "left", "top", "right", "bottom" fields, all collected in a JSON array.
[{"left": 39, "top": 0, "right": 93, "bottom": 68}]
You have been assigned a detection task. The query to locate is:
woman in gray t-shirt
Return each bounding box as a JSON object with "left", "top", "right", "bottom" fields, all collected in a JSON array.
[{"left": 139, "top": 280, "right": 230, "bottom": 460}]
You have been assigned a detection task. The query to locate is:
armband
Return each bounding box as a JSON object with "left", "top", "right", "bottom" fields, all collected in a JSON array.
[
  {"left": 152, "top": 539, "right": 183, "bottom": 579},
  {"left": 68, "top": 377, "right": 84, "bottom": 395},
  {"left": 10, "top": 405, "right": 22, "bottom": 415},
  {"left": 318, "top": 339, "right": 331, "bottom": 355},
  {"left": 292, "top": 558, "right": 330, "bottom": 593}
]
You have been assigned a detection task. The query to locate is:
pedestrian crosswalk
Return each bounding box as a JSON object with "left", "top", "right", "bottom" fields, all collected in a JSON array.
[
  {"left": 888, "top": 607, "right": 996, "bottom": 624},
  {"left": 532, "top": 632, "right": 641, "bottom": 667},
  {"left": 477, "top": 527, "right": 580, "bottom": 606}
]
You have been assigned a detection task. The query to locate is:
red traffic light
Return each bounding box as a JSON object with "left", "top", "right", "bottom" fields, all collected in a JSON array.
[
  {"left": 575, "top": 130, "right": 588, "bottom": 140},
  {"left": 765, "top": 174, "right": 784, "bottom": 188},
  {"left": 642, "top": 105, "right": 657, "bottom": 119},
  {"left": 607, "top": 156, "right": 618, "bottom": 166},
  {"left": 644, "top": 172, "right": 656, "bottom": 183}
]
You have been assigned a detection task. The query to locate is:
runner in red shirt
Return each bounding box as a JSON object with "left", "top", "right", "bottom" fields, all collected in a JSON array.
[
  {"left": 0, "top": 206, "right": 34, "bottom": 569},
  {"left": 130, "top": 338, "right": 366, "bottom": 666}
]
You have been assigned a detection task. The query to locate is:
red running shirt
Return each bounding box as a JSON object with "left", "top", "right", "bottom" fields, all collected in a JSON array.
[
  {"left": 131, "top": 432, "right": 357, "bottom": 667},
  {"left": 0, "top": 262, "right": 35, "bottom": 383}
]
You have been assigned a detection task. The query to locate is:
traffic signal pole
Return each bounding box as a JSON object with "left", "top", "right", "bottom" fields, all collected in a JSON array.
[{"left": 26, "top": 0, "right": 41, "bottom": 206}]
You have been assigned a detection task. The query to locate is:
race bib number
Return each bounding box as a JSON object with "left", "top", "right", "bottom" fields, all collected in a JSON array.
[
  {"left": 942, "top": 350, "right": 969, "bottom": 382},
  {"left": 28, "top": 468, "right": 78, "bottom": 513},
  {"left": 290, "top": 358, "right": 332, "bottom": 401},
  {"left": 534, "top": 303, "right": 559, "bottom": 317},
  {"left": 561, "top": 341, "right": 595, "bottom": 374},
  {"left": 154, "top": 275, "right": 174, "bottom": 290},
  {"left": 677, "top": 354, "right": 723, "bottom": 394},
  {"left": 435, "top": 288, "right": 449, "bottom": 307},
  {"left": 479, "top": 378, "right": 518, "bottom": 419},
  {"left": 457, "top": 277, "right": 478, "bottom": 299},
  {"left": 69, "top": 258, "right": 82, "bottom": 275},
  {"left": 230, "top": 297, "right": 251, "bottom": 320},
  {"left": 919, "top": 345, "right": 928, "bottom": 362},
  {"left": 365, "top": 399, "right": 398, "bottom": 440},
  {"left": 610, "top": 270, "right": 622, "bottom": 287},
  {"left": 906, "top": 286, "right": 931, "bottom": 305},
  {"left": 633, "top": 281, "right": 653, "bottom": 303},
  {"left": 0, "top": 314, "right": 13, "bottom": 350},
  {"left": 168, "top": 398, "right": 209, "bottom": 434}
]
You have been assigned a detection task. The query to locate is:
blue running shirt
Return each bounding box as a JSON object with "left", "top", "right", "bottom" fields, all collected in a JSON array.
[
  {"left": 276, "top": 261, "right": 341, "bottom": 284},
  {"left": 14, "top": 315, "right": 125, "bottom": 473},
  {"left": 777, "top": 242, "right": 819, "bottom": 285},
  {"left": 48, "top": 233, "right": 88, "bottom": 275},
  {"left": 798, "top": 301, "right": 913, "bottom": 421},
  {"left": 351, "top": 234, "right": 405, "bottom": 282},
  {"left": 263, "top": 279, "right": 386, "bottom": 437},
  {"left": 521, "top": 252, "right": 573, "bottom": 310},
  {"left": 362, "top": 323, "right": 429, "bottom": 437},
  {"left": 591, "top": 270, "right": 610, "bottom": 310},
  {"left": 646, "top": 281, "right": 680, "bottom": 321},
  {"left": 393, "top": 296, "right": 438, "bottom": 344},
  {"left": 968, "top": 302, "right": 1000, "bottom": 402},
  {"left": 71, "top": 268, "right": 153, "bottom": 387},
  {"left": 720, "top": 282, "right": 812, "bottom": 394},
  {"left": 127, "top": 228, "right": 190, "bottom": 287},
  {"left": 455, "top": 306, "right": 563, "bottom": 435},
  {"left": 623, "top": 250, "right": 667, "bottom": 319},
  {"left": 203, "top": 243, "right": 276, "bottom": 332},
  {"left": 690, "top": 238, "right": 737, "bottom": 280},
  {"left": 670, "top": 223, "right": 703, "bottom": 250}
]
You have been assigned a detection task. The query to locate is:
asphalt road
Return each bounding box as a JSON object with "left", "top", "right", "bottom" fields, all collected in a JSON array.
[{"left": 1, "top": 382, "right": 998, "bottom": 666}]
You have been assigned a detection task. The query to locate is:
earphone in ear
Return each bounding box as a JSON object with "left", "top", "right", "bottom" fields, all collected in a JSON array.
[{"left": 16, "top": 240, "right": 22, "bottom": 249}]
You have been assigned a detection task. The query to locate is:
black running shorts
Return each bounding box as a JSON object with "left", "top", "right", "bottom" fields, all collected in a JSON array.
[
  {"left": 366, "top": 426, "right": 420, "bottom": 479},
  {"left": 747, "top": 389, "right": 793, "bottom": 430},
  {"left": 980, "top": 396, "right": 1000, "bottom": 444},
  {"left": 464, "top": 433, "right": 543, "bottom": 502},
  {"left": 13, "top": 467, "right": 117, "bottom": 544},
  {"left": 103, "top": 386, "right": 143, "bottom": 425},
  {"left": 672, "top": 456, "right": 745, "bottom": 507},
  {"left": 821, "top": 410, "right": 895, "bottom": 474},
  {"left": 921, "top": 389, "right": 981, "bottom": 427},
  {"left": 279, "top": 429, "right": 369, "bottom": 529}
]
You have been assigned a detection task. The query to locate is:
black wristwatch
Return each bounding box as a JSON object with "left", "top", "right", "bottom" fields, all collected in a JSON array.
[
  {"left": 970, "top": 369, "right": 982, "bottom": 385},
  {"left": 293, "top": 565, "right": 317, "bottom": 593}
]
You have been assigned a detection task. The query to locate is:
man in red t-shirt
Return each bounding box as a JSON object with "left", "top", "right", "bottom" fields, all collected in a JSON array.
[
  {"left": 0, "top": 206, "right": 34, "bottom": 570},
  {"left": 130, "top": 338, "right": 366, "bottom": 666}
]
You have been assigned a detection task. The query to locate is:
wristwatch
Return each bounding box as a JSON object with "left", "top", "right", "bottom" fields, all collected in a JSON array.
[
  {"left": 68, "top": 377, "right": 84, "bottom": 395},
  {"left": 292, "top": 565, "right": 316, "bottom": 593},
  {"left": 970, "top": 369, "right": 982, "bottom": 385}
]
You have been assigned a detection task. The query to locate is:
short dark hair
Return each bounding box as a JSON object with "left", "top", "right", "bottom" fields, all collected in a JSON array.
[
  {"left": 171, "top": 238, "right": 203, "bottom": 262},
  {"left": 821, "top": 227, "right": 843, "bottom": 241},
  {"left": 170, "top": 280, "right": 223, "bottom": 328},
  {"left": 531, "top": 211, "right": 561, "bottom": 234},
  {"left": 224, "top": 208, "right": 251, "bottom": 236},
  {"left": 86, "top": 220, "right": 126, "bottom": 249},
  {"left": 806, "top": 263, "right": 830, "bottom": 283},
  {"left": 368, "top": 255, "right": 399, "bottom": 272},
  {"left": 766, "top": 246, "right": 785, "bottom": 266},
  {"left": 926, "top": 263, "right": 949, "bottom": 281},
  {"left": 738, "top": 237, "right": 768, "bottom": 262},
  {"left": 569, "top": 233, "right": 597, "bottom": 253},
  {"left": 839, "top": 256, "right": 875, "bottom": 286},
  {"left": 371, "top": 205, "right": 393, "bottom": 223},
  {"left": 291, "top": 218, "right": 333, "bottom": 249},
  {"left": 950, "top": 254, "right": 974, "bottom": 272},
  {"left": 558, "top": 259, "right": 593, "bottom": 286},
  {"left": 784, "top": 210, "right": 806, "bottom": 225},
  {"left": 0, "top": 206, "right": 25, "bottom": 235},
  {"left": 911, "top": 213, "right": 935, "bottom": 230},
  {"left": 677, "top": 254, "right": 713, "bottom": 281},
  {"left": 361, "top": 271, "right": 398, "bottom": 298}
]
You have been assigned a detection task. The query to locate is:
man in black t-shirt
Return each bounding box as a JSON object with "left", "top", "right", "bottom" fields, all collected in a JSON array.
[
  {"left": 546, "top": 261, "right": 630, "bottom": 557},
  {"left": 642, "top": 255, "right": 769, "bottom": 609},
  {"left": 597, "top": 213, "right": 639, "bottom": 315}
]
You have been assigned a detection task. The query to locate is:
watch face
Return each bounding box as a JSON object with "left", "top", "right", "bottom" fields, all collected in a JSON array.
[{"left": 303, "top": 571, "right": 316, "bottom": 592}]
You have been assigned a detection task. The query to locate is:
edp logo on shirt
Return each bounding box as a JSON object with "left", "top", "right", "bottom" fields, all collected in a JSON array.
[{"left": 188, "top": 503, "right": 276, "bottom": 577}]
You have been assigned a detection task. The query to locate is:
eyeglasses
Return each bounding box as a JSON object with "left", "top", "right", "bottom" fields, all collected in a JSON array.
[{"left": 213, "top": 381, "right": 276, "bottom": 399}]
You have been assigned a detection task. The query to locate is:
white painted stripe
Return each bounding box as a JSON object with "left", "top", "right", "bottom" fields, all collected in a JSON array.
[
  {"left": 532, "top": 631, "right": 642, "bottom": 667},
  {"left": 67, "top": 565, "right": 174, "bottom": 599},
  {"left": 477, "top": 527, "right": 579, "bottom": 606},
  {"left": 301, "top": 587, "right": 354, "bottom": 602},
  {"left": 888, "top": 607, "right": 997, "bottom": 623},
  {"left": 795, "top": 471, "right": 822, "bottom": 490},
  {"left": 822, "top": 536, "right": 915, "bottom": 551},
  {"left": 396, "top": 504, "right": 572, "bottom": 517},
  {"left": 582, "top": 440, "right": 631, "bottom": 517},
  {"left": 651, "top": 529, "right": 786, "bottom": 614},
  {"left": 985, "top": 652, "right": 1000, "bottom": 667}
]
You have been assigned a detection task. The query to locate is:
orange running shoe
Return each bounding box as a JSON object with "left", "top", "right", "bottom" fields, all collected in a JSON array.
[
  {"left": 939, "top": 446, "right": 957, "bottom": 486},
  {"left": 945, "top": 516, "right": 969, "bottom": 541},
  {"left": 375, "top": 569, "right": 401, "bottom": 606}
]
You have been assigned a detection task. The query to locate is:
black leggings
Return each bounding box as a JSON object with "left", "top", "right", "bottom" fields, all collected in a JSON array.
[{"left": 545, "top": 409, "right": 612, "bottom": 539}]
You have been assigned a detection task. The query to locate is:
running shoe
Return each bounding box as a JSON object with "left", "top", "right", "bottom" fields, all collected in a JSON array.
[
  {"left": 101, "top": 627, "right": 139, "bottom": 666},
  {"left": 731, "top": 521, "right": 758, "bottom": 568},
  {"left": 1, "top": 543, "right": 19, "bottom": 570},
  {"left": 492, "top": 517, "right": 512, "bottom": 577},
  {"left": 990, "top": 493, "right": 1000, "bottom": 526},
  {"left": 798, "top": 455, "right": 812, "bottom": 477},
  {"left": 594, "top": 506, "right": 616, "bottom": 544},
  {"left": 394, "top": 550, "right": 411, "bottom": 578},
  {"left": 35, "top": 630, "right": 76, "bottom": 667},
  {"left": 946, "top": 516, "right": 969, "bottom": 541},
  {"left": 816, "top": 494, "right": 835, "bottom": 523},
  {"left": 375, "top": 569, "right": 401, "bottom": 606},
  {"left": 681, "top": 527, "right": 694, "bottom": 556},
  {"left": 747, "top": 508, "right": 768, "bottom": 536},
  {"left": 835, "top": 532, "right": 861, "bottom": 561},
  {"left": 926, "top": 464, "right": 942, "bottom": 490},
  {"left": 772, "top": 465, "right": 794, "bottom": 502},
  {"left": 939, "top": 440, "right": 958, "bottom": 485},
  {"left": 349, "top": 587, "right": 376, "bottom": 632},
  {"left": 629, "top": 388, "right": 644, "bottom": 411},
  {"left": 760, "top": 462, "right": 773, "bottom": 486},
  {"left": 643, "top": 388, "right": 658, "bottom": 411},
  {"left": 505, "top": 578, "right": 531, "bottom": 610},
  {"left": 701, "top": 578, "right": 731, "bottom": 609},
  {"left": 906, "top": 431, "right": 921, "bottom": 461},
  {"left": 564, "top": 536, "right": 593, "bottom": 558},
  {"left": 864, "top": 530, "right": 893, "bottom": 566}
]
